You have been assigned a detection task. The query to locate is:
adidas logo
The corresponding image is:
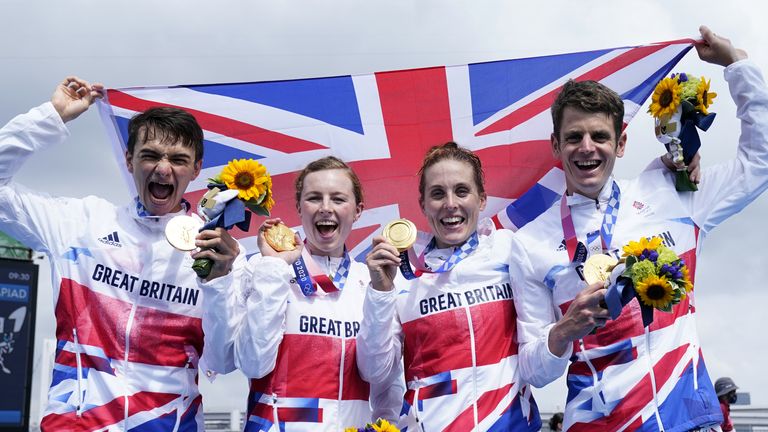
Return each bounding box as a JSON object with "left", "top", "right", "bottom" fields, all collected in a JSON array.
[{"left": 98, "top": 231, "right": 123, "bottom": 248}]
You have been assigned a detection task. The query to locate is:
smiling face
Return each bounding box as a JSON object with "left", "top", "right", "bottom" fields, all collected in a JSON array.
[
  {"left": 298, "top": 169, "right": 363, "bottom": 257},
  {"left": 552, "top": 107, "right": 626, "bottom": 199},
  {"left": 125, "top": 134, "right": 202, "bottom": 216},
  {"left": 420, "top": 158, "right": 487, "bottom": 249}
]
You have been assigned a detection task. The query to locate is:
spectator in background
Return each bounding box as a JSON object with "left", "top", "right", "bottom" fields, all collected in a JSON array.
[
  {"left": 549, "top": 412, "right": 563, "bottom": 432},
  {"left": 715, "top": 377, "right": 739, "bottom": 432}
]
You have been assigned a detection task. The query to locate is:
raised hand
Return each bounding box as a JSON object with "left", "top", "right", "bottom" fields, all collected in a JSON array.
[
  {"left": 192, "top": 228, "right": 240, "bottom": 281},
  {"left": 696, "top": 25, "right": 747, "bottom": 67},
  {"left": 257, "top": 218, "right": 303, "bottom": 264},
  {"left": 51, "top": 76, "right": 104, "bottom": 123},
  {"left": 548, "top": 281, "right": 611, "bottom": 357},
  {"left": 365, "top": 236, "right": 400, "bottom": 292}
]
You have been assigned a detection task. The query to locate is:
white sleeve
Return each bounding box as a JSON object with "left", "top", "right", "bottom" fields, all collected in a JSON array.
[
  {"left": 685, "top": 60, "right": 768, "bottom": 232},
  {"left": 198, "top": 248, "right": 249, "bottom": 375},
  {"left": 368, "top": 344, "right": 405, "bottom": 422},
  {"left": 356, "top": 284, "right": 404, "bottom": 387},
  {"left": 0, "top": 102, "right": 68, "bottom": 181},
  {"left": 0, "top": 102, "right": 87, "bottom": 255},
  {"left": 233, "top": 255, "right": 294, "bottom": 379},
  {"left": 510, "top": 236, "right": 571, "bottom": 388}
]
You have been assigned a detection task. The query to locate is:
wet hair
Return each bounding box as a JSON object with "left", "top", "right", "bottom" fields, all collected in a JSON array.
[
  {"left": 126, "top": 107, "right": 204, "bottom": 162},
  {"left": 551, "top": 79, "right": 624, "bottom": 146},
  {"left": 294, "top": 156, "right": 364, "bottom": 208},
  {"left": 418, "top": 141, "right": 485, "bottom": 205}
]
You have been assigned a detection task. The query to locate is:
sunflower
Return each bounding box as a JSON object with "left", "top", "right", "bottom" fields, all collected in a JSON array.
[
  {"left": 695, "top": 76, "right": 717, "bottom": 115},
  {"left": 681, "top": 265, "right": 693, "bottom": 293},
  {"left": 622, "top": 236, "right": 663, "bottom": 257},
  {"left": 636, "top": 274, "right": 675, "bottom": 309},
  {"left": 648, "top": 77, "right": 682, "bottom": 119},
  {"left": 371, "top": 419, "right": 400, "bottom": 432},
  {"left": 219, "top": 159, "right": 270, "bottom": 201},
  {"left": 261, "top": 174, "right": 275, "bottom": 211}
]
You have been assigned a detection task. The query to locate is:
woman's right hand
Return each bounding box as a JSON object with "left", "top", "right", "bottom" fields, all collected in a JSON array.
[
  {"left": 365, "top": 236, "right": 401, "bottom": 292},
  {"left": 257, "top": 218, "right": 303, "bottom": 265}
]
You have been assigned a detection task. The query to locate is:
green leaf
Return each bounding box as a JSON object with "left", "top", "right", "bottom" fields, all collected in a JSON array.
[{"left": 245, "top": 202, "right": 270, "bottom": 217}]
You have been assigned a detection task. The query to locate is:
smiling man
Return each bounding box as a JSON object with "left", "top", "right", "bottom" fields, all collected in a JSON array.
[
  {"left": 510, "top": 27, "right": 768, "bottom": 431},
  {"left": 0, "top": 77, "right": 239, "bottom": 431}
]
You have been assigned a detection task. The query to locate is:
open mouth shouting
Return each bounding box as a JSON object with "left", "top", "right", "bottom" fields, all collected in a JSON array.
[
  {"left": 315, "top": 220, "right": 339, "bottom": 238},
  {"left": 148, "top": 180, "right": 175, "bottom": 205}
]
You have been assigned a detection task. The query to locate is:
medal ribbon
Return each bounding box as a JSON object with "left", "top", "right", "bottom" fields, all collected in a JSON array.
[
  {"left": 560, "top": 181, "right": 621, "bottom": 263},
  {"left": 398, "top": 231, "right": 479, "bottom": 280},
  {"left": 291, "top": 244, "right": 351, "bottom": 297}
]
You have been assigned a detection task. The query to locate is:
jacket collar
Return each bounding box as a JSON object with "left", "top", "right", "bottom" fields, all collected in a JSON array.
[
  {"left": 565, "top": 176, "right": 616, "bottom": 207},
  {"left": 130, "top": 196, "right": 192, "bottom": 229}
]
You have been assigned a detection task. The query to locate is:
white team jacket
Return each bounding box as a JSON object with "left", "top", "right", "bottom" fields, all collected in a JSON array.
[
  {"left": 200, "top": 254, "right": 404, "bottom": 431},
  {"left": 511, "top": 59, "right": 768, "bottom": 432},
  {"left": 357, "top": 229, "right": 542, "bottom": 431},
  {"left": 0, "top": 102, "right": 229, "bottom": 431}
]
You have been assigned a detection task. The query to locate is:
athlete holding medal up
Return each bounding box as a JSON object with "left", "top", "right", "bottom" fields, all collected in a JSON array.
[
  {"left": 198, "top": 156, "right": 403, "bottom": 431},
  {"left": 358, "top": 142, "right": 542, "bottom": 431},
  {"left": 510, "top": 27, "right": 768, "bottom": 431}
]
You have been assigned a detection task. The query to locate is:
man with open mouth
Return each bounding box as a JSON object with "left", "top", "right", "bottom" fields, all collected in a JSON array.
[{"left": 0, "top": 77, "right": 241, "bottom": 431}]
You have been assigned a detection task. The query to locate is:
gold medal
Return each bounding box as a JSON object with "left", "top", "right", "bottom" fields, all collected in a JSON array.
[
  {"left": 165, "top": 215, "right": 203, "bottom": 251},
  {"left": 264, "top": 223, "right": 298, "bottom": 252},
  {"left": 382, "top": 219, "right": 417, "bottom": 252},
  {"left": 582, "top": 254, "right": 619, "bottom": 285}
]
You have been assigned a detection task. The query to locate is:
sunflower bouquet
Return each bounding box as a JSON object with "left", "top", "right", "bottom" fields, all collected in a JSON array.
[
  {"left": 604, "top": 236, "right": 693, "bottom": 327},
  {"left": 344, "top": 418, "right": 399, "bottom": 432},
  {"left": 191, "top": 158, "right": 274, "bottom": 277},
  {"left": 649, "top": 72, "right": 717, "bottom": 192}
]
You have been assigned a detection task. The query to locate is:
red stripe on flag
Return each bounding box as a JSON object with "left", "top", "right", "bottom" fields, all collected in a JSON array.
[
  {"left": 249, "top": 334, "right": 370, "bottom": 401},
  {"left": 55, "top": 278, "right": 203, "bottom": 368},
  {"left": 107, "top": 90, "right": 327, "bottom": 154},
  {"left": 477, "top": 140, "right": 557, "bottom": 199},
  {"left": 477, "top": 43, "right": 674, "bottom": 136}
]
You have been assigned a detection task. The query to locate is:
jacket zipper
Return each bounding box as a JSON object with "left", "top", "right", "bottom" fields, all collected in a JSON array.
[
  {"left": 463, "top": 305, "right": 480, "bottom": 428},
  {"left": 271, "top": 393, "right": 279, "bottom": 431},
  {"left": 645, "top": 326, "right": 664, "bottom": 431},
  {"left": 72, "top": 328, "right": 84, "bottom": 417},
  {"left": 578, "top": 338, "right": 609, "bottom": 415},
  {"left": 412, "top": 384, "right": 425, "bottom": 431},
  {"left": 124, "top": 303, "right": 138, "bottom": 428},
  {"left": 337, "top": 333, "right": 346, "bottom": 431}
]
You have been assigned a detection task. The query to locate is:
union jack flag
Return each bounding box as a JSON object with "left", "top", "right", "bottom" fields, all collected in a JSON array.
[{"left": 97, "top": 39, "right": 693, "bottom": 260}]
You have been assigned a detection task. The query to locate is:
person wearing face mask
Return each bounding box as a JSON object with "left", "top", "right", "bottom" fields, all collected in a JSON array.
[
  {"left": 198, "top": 156, "right": 404, "bottom": 431},
  {"left": 358, "top": 142, "right": 542, "bottom": 431},
  {"left": 0, "top": 77, "right": 244, "bottom": 430},
  {"left": 715, "top": 377, "right": 739, "bottom": 431}
]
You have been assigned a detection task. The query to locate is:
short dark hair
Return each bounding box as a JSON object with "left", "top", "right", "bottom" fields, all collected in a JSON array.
[
  {"left": 551, "top": 79, "right": 624, "bottom": 145},
  {"left": 294, "top": 156, "right": 364, "bottom": 208},
  {"left": 126, "top": 107, "right": 204, "bottom": 162},
  {"left": 418, "top": 141, "right": 485, "bottom": 206},
  {"left": 549, "top": 412, "right": 563, "bottom": 431}
]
